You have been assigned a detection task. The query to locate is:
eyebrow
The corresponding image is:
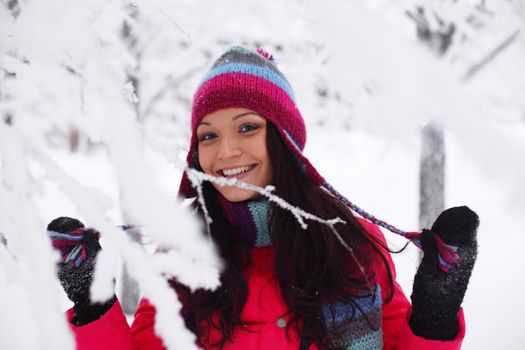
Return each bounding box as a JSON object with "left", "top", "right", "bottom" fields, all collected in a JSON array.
[
  {"left": 233, "top": 112, "right": 261, "bottom": 120},
  {"left": 197, "top": 112, "right": 262, "bottom": 127}
]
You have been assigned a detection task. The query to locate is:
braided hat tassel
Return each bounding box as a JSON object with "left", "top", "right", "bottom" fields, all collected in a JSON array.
[{"left": 323, "top": 182, "right": 460, "bottom": 272}]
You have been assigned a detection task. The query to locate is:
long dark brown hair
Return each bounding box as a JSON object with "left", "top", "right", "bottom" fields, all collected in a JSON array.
[{"left": 174, "top": 122, "right": 394, "bottom": 349}]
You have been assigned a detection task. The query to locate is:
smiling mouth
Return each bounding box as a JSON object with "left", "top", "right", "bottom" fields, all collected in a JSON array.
[{"left": 219, "top": 164, "right": 256, "bottom": 178}]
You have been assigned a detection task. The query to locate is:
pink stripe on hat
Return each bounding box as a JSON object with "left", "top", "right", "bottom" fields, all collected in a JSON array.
[{"left": 192, "top": 73, "right": 306, "bottom": 148}]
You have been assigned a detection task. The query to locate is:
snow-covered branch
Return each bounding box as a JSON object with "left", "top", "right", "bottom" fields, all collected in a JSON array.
[{"left": 186, "top": 168, "right": 346, "bottom": 230}]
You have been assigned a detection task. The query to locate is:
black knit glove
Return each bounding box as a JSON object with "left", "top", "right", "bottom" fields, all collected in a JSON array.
[
  {"left": 48, "top": 217, "right": 115, "bottom": 326},
  {"left": 409, "top": 206, "right": 479, "bottom": 340}
]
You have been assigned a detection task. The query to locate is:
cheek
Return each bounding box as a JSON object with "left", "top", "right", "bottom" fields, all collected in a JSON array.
[
  {"left": 262, "top": 158, "right": 273, "bottom": 184},
  {"left": 197, "top": 146, "right": 213, "bottom": 173},
  {"left": 250, "top": 136, "right": 272, "bottom": 180}
]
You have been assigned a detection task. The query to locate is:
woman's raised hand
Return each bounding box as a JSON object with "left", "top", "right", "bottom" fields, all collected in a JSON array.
[
  {"left": 409, "top": 206, "right": 479, "bottom": 340},
  {"left": 47, "top": 217, "right": 115, "bottom": 326}
]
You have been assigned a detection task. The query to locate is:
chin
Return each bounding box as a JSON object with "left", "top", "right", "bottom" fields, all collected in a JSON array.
[{"left": 217, "top": 187, "right": 259, "bottom": 202}]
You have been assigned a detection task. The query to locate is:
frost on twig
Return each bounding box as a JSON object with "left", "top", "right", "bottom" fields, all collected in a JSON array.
[
  {"left": 186, "top": 167, "right": 352, "bottom": 259},
  {"left": 185, "top": 171, "right": 213, "bottom": 241},
  {"left": 185, "top": 167, "right": 374, "bottom": 290},
  {"left": 186, "top": 167, "right": 346, "bottom": 230}
]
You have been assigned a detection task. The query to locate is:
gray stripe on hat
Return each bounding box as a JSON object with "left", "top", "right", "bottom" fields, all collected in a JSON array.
[{"left": 211, "top": 46, "right": 291, "bottom": 86}]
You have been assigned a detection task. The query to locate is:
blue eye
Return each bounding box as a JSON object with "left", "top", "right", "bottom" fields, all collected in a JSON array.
[
  {"left": 199, "top": 132, "right": 217, "bottom": 142},
  {"left": 240, "top": 124, "right": 259, "bottom": 133}
]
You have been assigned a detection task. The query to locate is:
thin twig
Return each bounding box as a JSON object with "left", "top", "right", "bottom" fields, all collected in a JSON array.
[
  {"left": 186, "top": 168, "right": 346, "bottom": 229},
  {"left": 186, "top": 170, "right": 213, "bottom": 242},
  {"left": 186, "top": 168, "right": 376, "bottom": 293},
  {"left": 463, "top": 29, "right": 520, "bottom": 81},
  {"left": 0, "top": 232, "right": 7, "bottom": 247},
  {"left": 141, "top": 60, "right": 209, "bottom": 119}
]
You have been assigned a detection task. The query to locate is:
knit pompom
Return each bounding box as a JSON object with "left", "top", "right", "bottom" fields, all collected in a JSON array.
[{"left": 256, "top": 47, "right": 276, "bottom": 63}]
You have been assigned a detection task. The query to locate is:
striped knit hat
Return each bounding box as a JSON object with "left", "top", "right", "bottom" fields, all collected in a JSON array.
[
  {"left": 178, "top": 46, "right": 324, "bottom": 199},
  {"left": 178, "top": 46, "right": 459, "bottom": 272}
]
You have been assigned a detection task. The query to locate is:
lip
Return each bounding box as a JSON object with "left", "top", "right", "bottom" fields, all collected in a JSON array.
[{"left": 217, "top": 164, "right": 257, "bottom": 180}]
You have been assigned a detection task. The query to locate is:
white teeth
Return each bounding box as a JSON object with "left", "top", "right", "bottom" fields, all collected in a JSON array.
[{"left": 222, "top": 165, "right": 252, "bottom": 176}]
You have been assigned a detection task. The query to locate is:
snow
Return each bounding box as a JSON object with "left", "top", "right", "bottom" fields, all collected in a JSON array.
[
  {"left": 0, "top": 124, "right": 75, "bottom": 350},
  {"left": 308, "top": 124, "right": 525, "bottom": 350},
  {"left": 1, "top": 0, "right": 524, "bottom": 349},
  {"left": 90, "top": 246, "right": 119, "bottom": 303}
]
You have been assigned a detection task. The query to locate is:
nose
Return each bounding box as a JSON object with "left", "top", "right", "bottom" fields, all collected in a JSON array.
[{"left": 216, "top": 137, "right": 242, "bottom": 160}]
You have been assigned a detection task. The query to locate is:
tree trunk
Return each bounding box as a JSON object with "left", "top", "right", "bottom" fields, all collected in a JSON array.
[
  {"left": 119, "top": 5, "right": 142, "bottom": 315},
  {"left": 119, "top": 222, "right": 141, "bottom": 315},
  {"left": 120, "top": 262, "right": 141, "bottom": 315},
  {"left": 419, "top": 124, "right": 445, "bottom": 230}
]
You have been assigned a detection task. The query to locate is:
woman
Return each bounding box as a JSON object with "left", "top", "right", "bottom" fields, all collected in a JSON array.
[{"left": 49, "top": 46, "right": 479, "bottom": 349}]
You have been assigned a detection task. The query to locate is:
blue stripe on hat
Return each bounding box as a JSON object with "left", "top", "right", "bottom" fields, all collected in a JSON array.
[{"left": 199, "top": 62, "right": 296, "bottom": 102}]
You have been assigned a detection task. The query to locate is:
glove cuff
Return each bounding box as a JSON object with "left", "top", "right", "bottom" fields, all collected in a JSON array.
[
  {"left": 72, "top": 296, "right": 116, "bottom": 326},
  {"left": 409, "top": 312, "right": 459, "bottom": 341}
]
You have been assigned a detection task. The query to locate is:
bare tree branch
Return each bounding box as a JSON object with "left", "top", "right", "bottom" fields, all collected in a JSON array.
[
  {"left": 141, "top": 60, "right": 210, "bottom": 120},
  {"left": 406, "top": 6, "right": 456, "bottom": 56},
  {"left": 463, "top": 29, "right": 520, "bottom": 81}
]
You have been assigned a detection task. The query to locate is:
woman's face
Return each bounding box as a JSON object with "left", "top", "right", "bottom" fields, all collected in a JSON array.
[{"left": 196, "top": 108, "right": 273, "bottom": 202}]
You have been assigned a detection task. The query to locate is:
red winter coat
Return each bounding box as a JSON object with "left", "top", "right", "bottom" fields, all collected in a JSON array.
[{"left": 69, "top": 220, "right": 466, "bottom": 349}]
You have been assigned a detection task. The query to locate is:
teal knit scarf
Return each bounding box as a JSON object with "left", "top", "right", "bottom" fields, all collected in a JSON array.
[{"left": 217, "top": 195, "right": 272, "bottom": 247}]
